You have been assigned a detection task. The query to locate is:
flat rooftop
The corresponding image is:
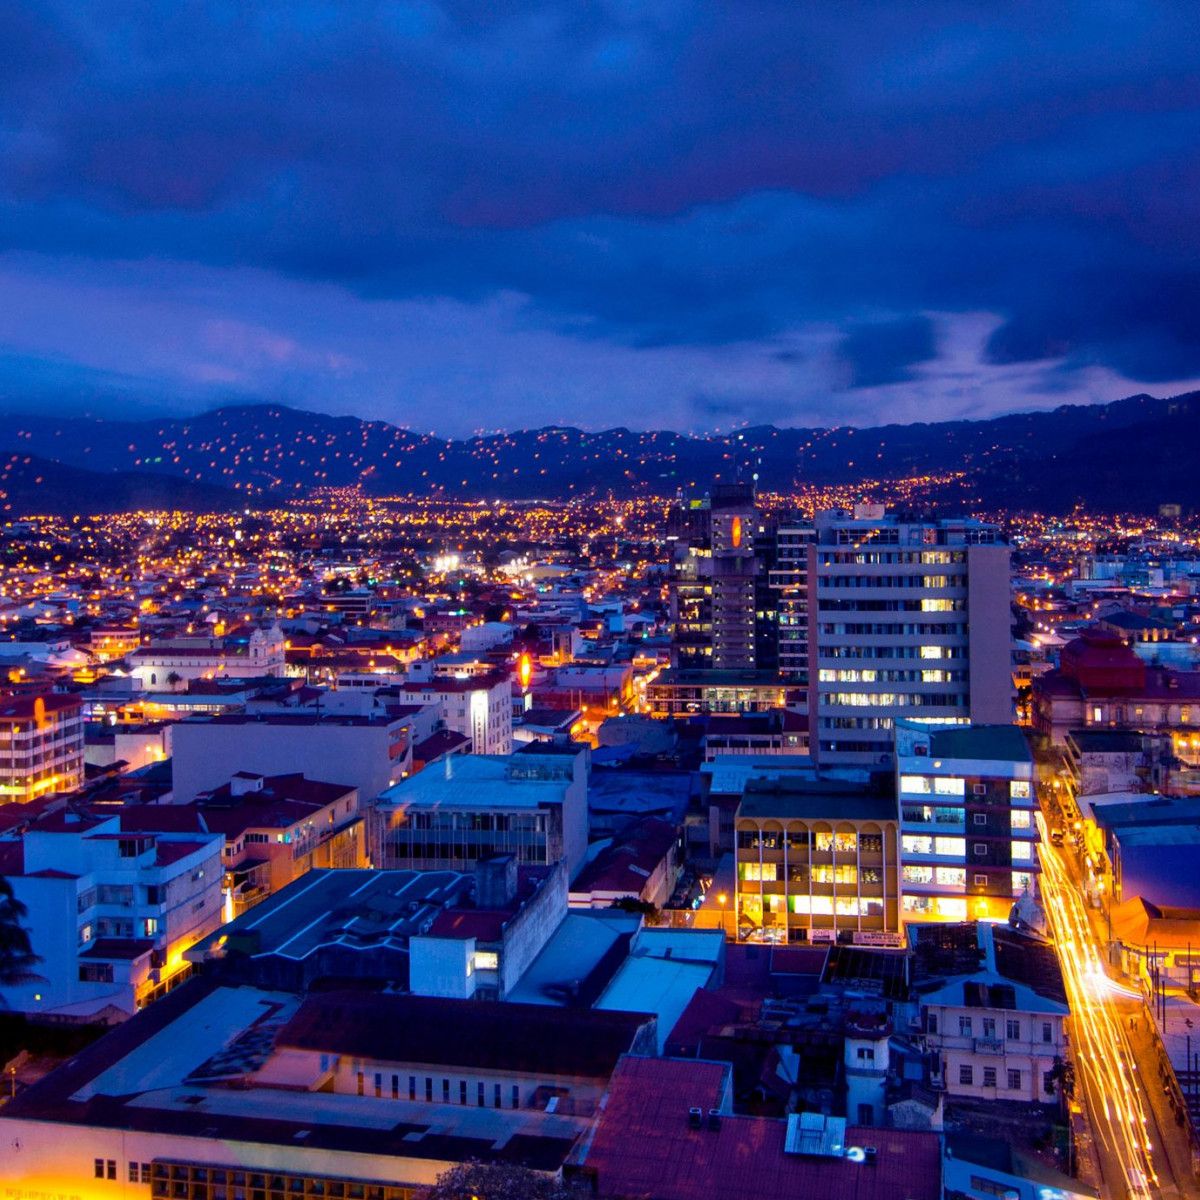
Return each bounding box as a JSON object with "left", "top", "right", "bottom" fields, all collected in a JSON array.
[
  {"left": 739, "top": 777, "right": 898, "bottom": 823},
  {"left": 379, "top": 755, "right": 573, "bottom": 810},
  {"left": 926, "top": 724, "right": 1032, "bottom": 764},
  {"left": 5, "top": 982, "right": 588, "bottom": 1173}
]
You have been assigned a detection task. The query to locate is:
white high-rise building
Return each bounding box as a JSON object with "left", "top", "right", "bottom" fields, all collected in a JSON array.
[{"left": 808, "top": 508, "right": 1012, "bottom": 766}]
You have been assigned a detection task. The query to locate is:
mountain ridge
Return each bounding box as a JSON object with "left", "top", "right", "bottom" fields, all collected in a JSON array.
[{"left": 1, "top": 389, "right": 1196, "bottom": 514}]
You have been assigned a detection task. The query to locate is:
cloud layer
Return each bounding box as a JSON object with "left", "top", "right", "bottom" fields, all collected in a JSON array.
[{"left": 1, "top": 1, "right": 1199, "bottom": 432}]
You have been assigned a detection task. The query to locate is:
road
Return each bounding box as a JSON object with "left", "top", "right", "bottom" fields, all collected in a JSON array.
[{"left": 1037, "top": 812, "right": 1195, "bottom": 1199}]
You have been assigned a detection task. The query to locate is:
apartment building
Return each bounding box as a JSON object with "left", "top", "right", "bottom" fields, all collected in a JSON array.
[
  {"left": 911, "top": 921, "right": 1068, "bottom": 1105},
  {"left": 896, "top": 722, "right": 1038, "bottom": 923},
  {"left": 0, "top": 811, "right": 222, "bottom": 1018},
  {"left": 733, "top": 776, "right": 901, "bottom": 945},
  {"left": 808, "top": 507, "right": 1012, "bottom": 766},
  {"left": 118, "top": 771, "right": 365, "bottom": 917},
  {"left": 401, "top": 669, "right": 513, "bottom": 754},
  {"left": 0, "top": 692, "right": 84, "bottom": 803}
]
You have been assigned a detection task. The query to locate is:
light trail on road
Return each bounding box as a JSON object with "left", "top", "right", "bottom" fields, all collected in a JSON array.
[{"left": 1037, "top": 812, "right": 1159, "bottom": 1200}]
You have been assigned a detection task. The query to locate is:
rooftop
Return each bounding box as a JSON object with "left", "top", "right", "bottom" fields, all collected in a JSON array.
[
  {"left": 5, "top": 982, "right": 589, "bottom": 1174},
  {"left": 739, "top": 777, "right": 897, "bottom": 824},
  {"left": 582, "top": 1055, "right": 942, "bottom": 1200},
  {"left": 925, "top": 723, "right": 1032, "bottom": 764},
  {"left": 380, "top": 754, "right": 576, "bottom": 810},
  {"left": 279, "top": 990, "right": 653, "bottom": 1078}
]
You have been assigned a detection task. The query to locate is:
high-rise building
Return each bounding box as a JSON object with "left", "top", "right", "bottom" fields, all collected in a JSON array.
[
  {"left": 668, "top": 482, "right": 762, "bottom": 672},
  {"left": 767, "top": 523, "right": 814, "bottom": 686},
  {"left": 807, "top": 507, "right": 1012, "bottom": 766}
]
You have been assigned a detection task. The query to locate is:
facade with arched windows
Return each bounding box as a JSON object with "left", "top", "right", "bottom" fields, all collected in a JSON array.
[{"left": 734, "top": 777, "right": 900, "bottom": 944}]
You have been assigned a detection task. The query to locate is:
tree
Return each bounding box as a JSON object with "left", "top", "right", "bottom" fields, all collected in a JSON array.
[
  {"left": 420, "top": 1162, "right": 587, "bottom": 1200},
  {"left": 0, "top": 876, "right": 41, "bottom": 993}
]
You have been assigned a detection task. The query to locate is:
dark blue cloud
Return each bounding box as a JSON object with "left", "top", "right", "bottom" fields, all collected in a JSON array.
[
  {"left": 0, "top": 1, "right": 1199, "bottom": 429},
  {"left": 839, "top": 318, "right": 937, "bottom": 388}
]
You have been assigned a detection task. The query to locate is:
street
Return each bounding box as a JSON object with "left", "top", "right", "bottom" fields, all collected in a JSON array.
[{"left": 1037, "top": 812, "right": 1198, "bottom": 1199}]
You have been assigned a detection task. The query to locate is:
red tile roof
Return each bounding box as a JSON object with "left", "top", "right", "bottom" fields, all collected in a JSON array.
[{"left": 584, "top": 1056, "right": 941, "bottom": 1200}]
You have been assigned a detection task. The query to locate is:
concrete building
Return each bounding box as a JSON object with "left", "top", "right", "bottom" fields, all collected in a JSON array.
[
  {"left": 734, "top": 776, "right": 902, "bottom": 945},
  {"left": 668, "top": 482, "right": 762, "bottom": 672},
  {"left": 401, "top": 669, "right": 513, "bottom": 755},
  {"left": 374, "top": 748, "right": 588, "bottom": 879},
  {"left": 187, "top": 858, "right": 566, "bottom": 1000},
  {"left": 911, "top": 922, "right": 1068, "bottom": 1105},
  {"left": 896, "top": 722, "right": 1038, "bottom": 923},
  {"left": 647, "top": 668, "right": 795, "bottom": 717},
  {"left": 118, "top": 771, "right": 365, "bottom": 917},
  {"left": 0, "top": 981, "right": 654, "bottom": 1197},
  {"left": 0, "top": 812, "right": 222, "bottom": 1019},
  {"left": 170, "top": 711, "right": 412, "bottom": 802},
  {"left": 0, "top": 692, "right": 84, "bottom": 803},
  {"left": 808, "top": 508, "right": 1012, "bottom": 766}
]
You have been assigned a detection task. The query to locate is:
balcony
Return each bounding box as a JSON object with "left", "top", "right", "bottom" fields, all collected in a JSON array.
[{"left": 973, "top": 1037, "right": 1005, "bottom": 1055}]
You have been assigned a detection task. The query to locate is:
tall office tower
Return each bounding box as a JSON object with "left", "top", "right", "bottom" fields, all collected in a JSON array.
[
  {"left": 768, "top": 523, "right": 814, "bottom": 687},
  {"left": 668, "top": 482, "right": 763, "bottom": 671},
  {"left": 808, "top": 506, "right": 1012, "bottom": 766}
]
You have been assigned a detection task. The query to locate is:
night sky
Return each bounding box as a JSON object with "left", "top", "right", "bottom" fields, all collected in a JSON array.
[{"left": 2, "top": 2, "right": 1200, "bottom": 434}]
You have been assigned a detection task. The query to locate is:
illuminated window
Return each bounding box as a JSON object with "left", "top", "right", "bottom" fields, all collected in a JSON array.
[
  {"left": 472, "top": 950, "right": 499, "bottom": 971},
  {"left": 902, "top": 864, "right": 933, "bottom": 884},
  {"left": 900, "top": 774, "right": 932, "bottom": 794},
  {"left": 934, "top": 837, "right": 965, "bottom": 857},
  {"left": 934, "top": 777, "right": 965, "bottom": 796},
  {"left": 814, "top": 831, "right": 835, "bottom": 852},
  {"left": 1010, "top": 810, "right": 1031, "bottom": 829},
  {"left": 935, "top": 867, "right": 966, "bottom": 886},
  {"left": 920, "top": 645, "right": 945, "bottom": 659},
  {"left": 903, "top": 834, "right": 933, "bottom": 855},
  {"left": 1012, "top": 842, "right": 1032, "bottom": 861},
  {"left": 1009, "top": 780, "right": 1031, "bottom": 799},
  {"left": 739, "top": 862, "right": 777, "bottom": 882}
]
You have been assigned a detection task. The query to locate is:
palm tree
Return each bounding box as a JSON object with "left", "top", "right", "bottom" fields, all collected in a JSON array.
[{"left": 0, "top": 876, "right": 41, "bottom": 992}]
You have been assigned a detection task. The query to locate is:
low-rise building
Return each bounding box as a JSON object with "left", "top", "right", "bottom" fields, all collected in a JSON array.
[
  {"left": 128, "top": 625, "right": 287, "bottom": 691},
  {"left": 580, "top": 1055, "right": 942, "bottom": 1200},
  {"left": 0, "top": 981, "right": 653, "bottom": 1196},
  {"left": 170, "top": 710, "right": 412, "bottom": 802},
  {"left": 911, "top": 921, "right": 1068, "bottom": 1105},
  {"left": 0, "top": 812, "right": 222, "bottom": 1018},
  {"left": 188, "top": 857, "right": 566, "bottom": 1000},
  {"left": 374, "top": 749, "right": 588, "bottom": 878},
  {"left": 1033, "top": 631, "right": 1200, "bottom": 746},
  {"left": 734, "top": 776, "right": 901, "bottom": 945},
  {"left": 119, "top": 771, "right": 365, "bottom": 916}
]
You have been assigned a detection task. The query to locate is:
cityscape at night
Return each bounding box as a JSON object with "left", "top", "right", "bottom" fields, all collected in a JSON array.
[{"left": 4, "top": 6, "right": 1200, "bottom": 1200}]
